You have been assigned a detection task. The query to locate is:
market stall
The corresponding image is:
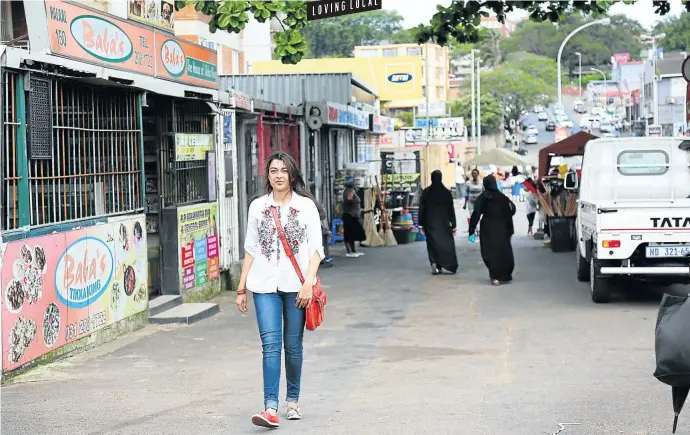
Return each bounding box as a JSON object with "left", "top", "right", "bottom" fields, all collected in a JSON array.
[{"left": 537, "top": 131, "right": 597, "bottom": 178}]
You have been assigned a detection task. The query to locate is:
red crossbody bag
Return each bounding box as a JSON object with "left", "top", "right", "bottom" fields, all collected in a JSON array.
[{"left": 270, "top": 206, "right": 326, "bottom": 331}]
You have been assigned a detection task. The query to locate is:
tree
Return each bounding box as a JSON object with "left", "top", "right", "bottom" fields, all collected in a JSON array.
[
  {"left": 389, "top": 28, "right": 417, "bottom": 45},
  {"left": 395, "top": 112, "right": 414, "bottom": 128},
  {"left": 499, "top": 14, "right": 644, "bottom": 76},
  {"left": 504, "top": 52, "right": 559, "bottom": 85},
  {"left": 475, "top": 29, "right": 502, "bottom": 68},
  {"left": 449, "top": 95, "right": 502, "bottom": 134},
  {"left": 411, "top": 1, "right": 673, "bottom": 47},
  {"left": 301, "top": 10, "right": 405, "bottom": 58},
  {"left": 179, "top": 0, "right": 680, "bottom": 65},
  {"left": 481, "top": 65, "right": 555, "bottom": 122},
  {"left": 655, "top": 13, "right": 690, "bottom": 52}
]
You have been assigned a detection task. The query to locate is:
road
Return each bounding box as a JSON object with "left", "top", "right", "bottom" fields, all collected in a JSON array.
[
  {"left": 2, "top": 205, "right": 682, "bottom": 435},
  {"left": 519, "top": 96, "right": 582, "bottom": 165}
]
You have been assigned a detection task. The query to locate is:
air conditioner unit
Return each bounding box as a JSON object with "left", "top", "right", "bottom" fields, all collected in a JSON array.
[{"left": 202, "top": 40, "right": 217, "bottom": 51}]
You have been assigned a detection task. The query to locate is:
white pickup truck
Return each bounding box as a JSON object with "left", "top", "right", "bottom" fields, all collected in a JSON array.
[{"left": 567, "top": 137, "right": 690, "bottom": 303}]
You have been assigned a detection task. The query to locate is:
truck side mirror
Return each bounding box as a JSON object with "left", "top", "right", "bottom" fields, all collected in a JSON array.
[{"left": 564, "top": 172, "right": 579, "bottom": 190}]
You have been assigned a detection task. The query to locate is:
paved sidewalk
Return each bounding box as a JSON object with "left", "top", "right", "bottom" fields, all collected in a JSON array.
[{"left": 1, "top": 205, "right": 682, "bottom": 435}]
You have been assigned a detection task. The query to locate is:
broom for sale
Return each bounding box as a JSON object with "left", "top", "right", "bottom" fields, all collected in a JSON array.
[{"left": 363, "top": 186, "right": 385, "bottom": 247}]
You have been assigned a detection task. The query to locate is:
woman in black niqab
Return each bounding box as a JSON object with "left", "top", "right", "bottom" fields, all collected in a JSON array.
[
  {"left": 419, "top": 170, "right": 458, "bottom": 275},
  {"left": 469, "top": 175, "right": 516, "bottom": 285}
]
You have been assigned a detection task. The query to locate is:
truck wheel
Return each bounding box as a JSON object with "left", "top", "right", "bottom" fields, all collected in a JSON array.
[
  {"left": 590, "top": 255, "right": 611, "bottom": 303},
  {"left": 576, "top": 242, "right": 589, "bottom": 282}
]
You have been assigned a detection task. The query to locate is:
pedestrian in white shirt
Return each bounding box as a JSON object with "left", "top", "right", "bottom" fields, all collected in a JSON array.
[{"left": 236, "top": 151, "right": 324, "bottom": 429}]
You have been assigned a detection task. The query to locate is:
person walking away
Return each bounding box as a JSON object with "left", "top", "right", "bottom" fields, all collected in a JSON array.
[
  {"left": 419, "top": 170, "right": 459, "bottom": 275},
  {"left": 316, "top": 201, "right": 333, "bottom": 267},
  {"left": 525, "top": 189, "right": 538, "bottom": 235},
  {"left": 342, "top": 185, "right": 365, "bottom": 258},
  {"left": 469, "top": 175, "right": 516, "bottom": 285},
  {"left": 464, "top": 169, "right": 483, "bottom": 231},
  {"left": 455, "top": 162, "right": 466, "bottom": 200},
  {"left": 235, "top": 151, "right": 324, "bottom": 428}
]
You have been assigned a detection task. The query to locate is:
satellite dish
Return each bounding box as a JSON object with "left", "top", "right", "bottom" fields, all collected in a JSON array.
[{"left": 308, "top": 116, "right": 323, "bottom": 131}]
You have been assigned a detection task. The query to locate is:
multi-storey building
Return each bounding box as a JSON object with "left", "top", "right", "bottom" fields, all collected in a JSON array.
[{"left": 354, "top": 43, "right": 450, "bottom": 115}]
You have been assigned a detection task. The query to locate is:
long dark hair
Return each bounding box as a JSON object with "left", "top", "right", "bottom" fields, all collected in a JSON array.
[{"left": 264, "top": 150, "right": 316, "bottom": 203}]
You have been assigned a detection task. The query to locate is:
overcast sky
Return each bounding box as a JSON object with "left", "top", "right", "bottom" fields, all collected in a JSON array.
[{"left": 384, "top": 0, "right": 685, "bottom": 31}]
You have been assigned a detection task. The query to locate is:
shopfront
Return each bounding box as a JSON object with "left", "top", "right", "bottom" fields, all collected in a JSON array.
[
  {"left": 0, "top": 0, "right": 221, "bottom": 375},
  {"left": 305, "top": 101, "right": 370, "bottom": 220}
]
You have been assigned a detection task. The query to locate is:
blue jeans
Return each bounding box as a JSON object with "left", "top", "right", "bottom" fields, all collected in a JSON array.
[{"left": 253, "top": 291, "right": 306, "bottom": 411}]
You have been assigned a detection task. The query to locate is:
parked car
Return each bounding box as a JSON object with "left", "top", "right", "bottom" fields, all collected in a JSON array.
[
  {"left": 524, "top": 133, "right": 538, "bottom": 145},
  {"left": 545, "top": 120, "right": 556, "bottom": 131},
  {"left": 525, "top": 124, "right": 539, "bottom": 135},
  {"left": 599, "top": 121, "right": 614, "bottom": 133},
  {"left": 538, "top": 111, "right": 548, "bottom": 121}
]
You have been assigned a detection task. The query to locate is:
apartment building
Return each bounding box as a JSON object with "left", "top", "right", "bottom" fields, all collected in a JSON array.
[{"left": 354, "top": 43, "right": 450, "bottom": 114}]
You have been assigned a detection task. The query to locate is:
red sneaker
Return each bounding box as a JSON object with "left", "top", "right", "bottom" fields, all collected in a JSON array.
[{"left": 252, "top": 410, "right": 280, "bottom": 428}]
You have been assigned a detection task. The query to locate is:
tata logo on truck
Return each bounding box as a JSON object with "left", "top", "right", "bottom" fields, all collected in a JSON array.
[
  {"left": 388, "top": 73, "right": 412, "bottom": 83},
  {"left": 651, "top": 217, "right": 690, "bottom": 228}
]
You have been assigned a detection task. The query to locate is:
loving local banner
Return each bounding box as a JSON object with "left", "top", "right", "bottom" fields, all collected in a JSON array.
[{"left": 1, "top": 215, "right": 148, "bottom": 372}]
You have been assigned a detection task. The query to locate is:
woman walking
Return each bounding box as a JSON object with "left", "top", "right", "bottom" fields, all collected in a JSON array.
[
  {"left": 419, "top": 170, "right": 458, "bottom": 275},
  {"left": 468, "top": 175, "right": 516, "bottom": 285},
  {"left": 463, "top": 169, "right": 483, "bottom": 231},
  {"left": 525, "top": 189, "right": 538, "bottom": 235},
  {"left": 342, "top": 185, "right": 366, "bottom": 258},
  {"left": 236, "top": 151, "right": 324, "bottom": 428}
]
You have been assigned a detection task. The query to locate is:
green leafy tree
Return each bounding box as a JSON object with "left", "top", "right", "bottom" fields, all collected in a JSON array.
[
  {"left": 449, "top": 94, "right": 502, "bottom": 134},
  {"left": 181, "top": 0, "right": 679, "bottom": 65},
  {"left": 395, "top": 112, "right": 414, "bottom": 128},
  {"left": 299, "top": 10, "right": 404, "bottom": 58},
  {"left": 504, "top": 52, "right": 559, "bottom": 85},
  {"left": 481, "top": 65, "right": 555, "bottom": 122},
  {"left": 655, "top": 12, "right": 690, "bottom": 51}
]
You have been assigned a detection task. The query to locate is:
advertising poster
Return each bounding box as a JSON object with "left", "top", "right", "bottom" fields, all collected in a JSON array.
[
  {"left": 128, "top": 0, "right": 175, "bottom": 32},
  {"left": 178, "top": 203, "right": 220, "bottom": 291},
  {"left": 154, "top": 33, "right": 218, "bottom": 89},
  {"left": 1, "top": 216, "right": 148, "bottom": 372},
  {"left": 175, "top": 133, "right": 214, "bottom": 161}
]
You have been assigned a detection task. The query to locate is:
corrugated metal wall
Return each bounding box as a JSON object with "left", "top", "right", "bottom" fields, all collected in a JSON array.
[{"left": 219, "top": 74, "right": 354, "bottom": 106}]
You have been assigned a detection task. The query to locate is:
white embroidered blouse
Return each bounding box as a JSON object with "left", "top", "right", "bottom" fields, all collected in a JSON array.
[{"left": 244, "top": 192, "right": 325, "bottom": 294}]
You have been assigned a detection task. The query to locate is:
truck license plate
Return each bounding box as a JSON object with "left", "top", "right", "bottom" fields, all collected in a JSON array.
[{"left": 646, "top": 245, "right": 690, "bottom": 258}]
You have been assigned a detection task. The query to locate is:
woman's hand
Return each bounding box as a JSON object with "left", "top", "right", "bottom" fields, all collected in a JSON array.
[
  {"left": 236, "top": 292, "right": 248, "bottom": 313},
  {"left": 296, "top": 283, "right": 313, "bottom": 309}
]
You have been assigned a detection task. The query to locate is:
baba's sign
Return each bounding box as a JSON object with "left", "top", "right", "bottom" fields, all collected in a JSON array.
[
  {"left": 45, "top": 1, "right": 217, "bottom": 89},
  {"left": 307, "top": 0, "right": 382, "bottom": 21},
  {"left": 54, "top": 237, "right": 114, "bottom": 309}
]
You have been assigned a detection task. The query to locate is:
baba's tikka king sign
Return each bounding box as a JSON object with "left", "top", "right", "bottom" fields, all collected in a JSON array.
[{"left": 307, "top": 0, "right": 382, "bottom": 21}]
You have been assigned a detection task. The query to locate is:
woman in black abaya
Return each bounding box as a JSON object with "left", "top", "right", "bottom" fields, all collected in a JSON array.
[
  {"left": 419, "top": 170, "right": 458, "bottom": 275},
  {"left": 469, "top": 175, "right": 516, "bottom": 285}
]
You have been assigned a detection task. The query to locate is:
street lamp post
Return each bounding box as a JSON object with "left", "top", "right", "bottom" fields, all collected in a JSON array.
[
  {"left": 557, "top": 18, "right": 610, "bottom": 104},
  {"left": 477, "top": 57, "right": 482, "bottom": 155},
  {"left": 590, "top": 68, "right": 607, "bottom": 106},
  {"left": 470, "top": 50, "right": 475, "bottom": 146},
  {"left": 470, "top": 49, "right": 480, "bottom": 148},
  {"left": 575, "top": 52, "right": 582, "bottom": 97}
]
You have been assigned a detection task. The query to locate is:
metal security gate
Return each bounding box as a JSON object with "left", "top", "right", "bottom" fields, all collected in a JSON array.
[
  {"left": 161, "top": 99, "right": 214, "bottom": 207},
  {"left": 2, "top": 71, "right": 20, "bottom": 231},
  {"left": 2, "top": 72, "right": 143, "bottom": 231},
  {"left": 28, "top": 77, "right": 142, "bottom": 226}
]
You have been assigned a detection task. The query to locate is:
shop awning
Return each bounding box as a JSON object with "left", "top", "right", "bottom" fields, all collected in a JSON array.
[
  {"left": 463, "top": 148, "right": 530, "bottom": 168},
  {"left": 538, "top": 131, "right": 598, "bottom": 177}
]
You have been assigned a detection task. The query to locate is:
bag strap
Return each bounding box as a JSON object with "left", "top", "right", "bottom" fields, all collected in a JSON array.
[{"left": 270, "top": 206, "right": 305, "bottom": 284}]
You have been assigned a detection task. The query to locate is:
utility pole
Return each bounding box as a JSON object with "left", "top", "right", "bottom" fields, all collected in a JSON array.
[
  {"left": 470, "top": 50, "right": 476, "bottom": 147},
  {"left": 425, "top": 44, "right": 431, "bottom": 145},
  {"left": 477, "top": 57, "right": 482, "bottom": 155}
]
